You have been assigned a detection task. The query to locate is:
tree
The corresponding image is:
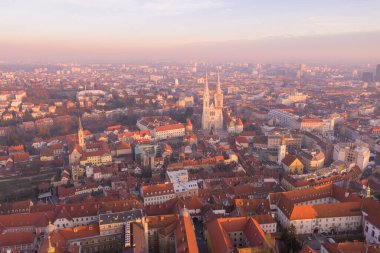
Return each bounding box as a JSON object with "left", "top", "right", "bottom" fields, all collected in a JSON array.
[{"left": 280, "top": 225, "right": 301, "bottom": 253}]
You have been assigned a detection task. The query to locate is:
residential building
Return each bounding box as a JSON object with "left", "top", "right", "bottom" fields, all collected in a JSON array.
[
  {"left": 333, "top": 140, "right": 370, "bottom": 170},
  {"left": 141, "top": 183, "right": 176, "bottom": 206}
]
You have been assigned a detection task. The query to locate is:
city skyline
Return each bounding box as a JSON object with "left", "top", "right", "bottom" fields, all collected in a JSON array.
[{"left": 1, "top": 0, "right": 380, "bottom": 63}]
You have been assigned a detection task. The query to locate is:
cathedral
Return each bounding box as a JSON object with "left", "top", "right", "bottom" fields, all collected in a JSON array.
[{"left": 201, "top": 72, "right": 224, "bottom": 131}]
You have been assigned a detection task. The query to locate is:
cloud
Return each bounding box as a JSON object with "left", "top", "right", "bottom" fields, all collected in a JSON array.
[{"left": 53, "top": 0, "right": 226, "bottom": 15}]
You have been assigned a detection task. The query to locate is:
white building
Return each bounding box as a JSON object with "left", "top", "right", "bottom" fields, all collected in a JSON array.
[
  {"left": 362, "top": 199, "right": 380, "bottom": 244},
  {"left": 333, "top": 140, "right": 370, "bottom": 170},
  {"left": 166, "top": 169, "right": 198, "bottom": 197},
  {"left": 276, "top": 92, "right": 308, "bottom": 105},
  {"left": 268, "top": 109, "right": 299, "bottom": 128},
  {"left": 137, "top": 116, "right": 185, "bottom": 140},
  {"left": 269, "top": 183, "right": 363, "bottom": 235},
  {"left": 140, "top": 183, "right": 176, "bottom": 206},
  {"left": 152, "top": 123, "right": 185, "bottom": 140}
]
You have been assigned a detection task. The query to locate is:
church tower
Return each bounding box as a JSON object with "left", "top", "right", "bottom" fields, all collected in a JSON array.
[
  {"left": 215, "top": 71, "right": 223, "bottom": 109},
  {"left": 78, "top": 116, "right": 85, "bottom": 149},
  {"left": 202, "top": 71, "right": 224, "bottom": 131},
  {"left": 47, "top": 236, "right": 56, "bottom": 253},
  {"left": 277, "top": 134, "right": 286, "bottom": 164},
  {"left": 201, "top": 72, "right": 210, "bottom": 130}
]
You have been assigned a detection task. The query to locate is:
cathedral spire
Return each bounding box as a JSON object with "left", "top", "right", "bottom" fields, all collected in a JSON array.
[
  {"left": 78, "top": 115, "right": 85, "bottom": 149},
  {"left": 47, "top": 236, "right": 55, "bottom": 253},
  {"left": 205, "top": 71, "right": 209, "bottom": 92},
  {"left": 217, "top": 70, "right": 221, "bottom": 92},
  {"left": 78, "top": 115, "right": 83, "bottom": 131}
]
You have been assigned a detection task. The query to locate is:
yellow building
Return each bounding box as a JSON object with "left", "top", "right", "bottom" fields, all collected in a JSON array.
[{"left": 281, "top": 154, "right": 304, "bottom": 174}]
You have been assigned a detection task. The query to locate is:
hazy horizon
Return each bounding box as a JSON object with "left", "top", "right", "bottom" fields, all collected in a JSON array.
[{"left": 1, "top": 0, "right": 380, "bottom": 64}]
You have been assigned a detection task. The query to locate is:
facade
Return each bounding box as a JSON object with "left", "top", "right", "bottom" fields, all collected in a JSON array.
[
  {"left": 141, "top": 183, "right": 176, "bottom": 206},
  {"left": 99, "top": 210, "right": 143, "bottom": 247},
  {"left": 362, "top": 199, "right": 380, "bottom": 244},
  {"left": 137, "top": 116, "right": 185, "bottom": 140},
  {"left": 202, "top": 72, "right": 224, "bottom": 131},
  {"left": 152, "top": 123, "right": 185, "bottom": 140},
  {"left": 297, "top": 118, "right": 334, "bottom": 133},
  {"left": 277, "top": 92, "right": 307, "bottom": 105},
  {"left": 269, "top": 184, "right": 362, "bottom": 235},
  {"left": 281, "top": 154, "right": 304, "bottom": 174},
  {"left": 299, "top": 149, "right": 325, "bottom": 171},
  {"left": 333, "top": 140, "right": 370, "bottom": 170},
  {"left": 268, "top": 109, "right": 299, "bottom": 128},
  {"left": 79, "top": 151, "right": 112, "bottom": 166}
]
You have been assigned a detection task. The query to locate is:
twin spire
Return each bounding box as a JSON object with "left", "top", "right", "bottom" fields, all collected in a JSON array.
[
  {"left": 204, "top": 71, "right": 221, "bottom": 92},
  {"left": 217, "top": 71, "right": 221, "bottom": 92}
]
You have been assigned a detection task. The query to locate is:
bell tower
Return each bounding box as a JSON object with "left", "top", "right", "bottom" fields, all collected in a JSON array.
[
  {"left": 78, "top": 116, "right": 85, "bottom": 149},
  {"left": 215, "top": 71, "right": 223, "bottom": 109},
  {"left": 202, "top": 72, "right": 210, "bottom": 130},
  {"left": 277, "top": 134, "right": 286, "bottom": 164}
]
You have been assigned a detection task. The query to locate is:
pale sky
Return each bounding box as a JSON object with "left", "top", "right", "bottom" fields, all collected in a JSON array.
[{"left": 0, "top": 0, "right": 379, "bottom": 63}]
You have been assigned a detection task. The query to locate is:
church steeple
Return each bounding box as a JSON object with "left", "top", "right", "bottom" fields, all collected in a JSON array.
[
  {"left": 78, "top": 116, "right": 85, "bottom": 149},
  {"left": 203, "top": 72, "right": 209, "bottom": 108},
  {"left": 47, "top": 236, "right": 55, "bottom": 253},
  {"left": 205, "top": 72, "right": 209, "bottom": 94},
  {"left": 278, "top": 134, "right": 286, "bottom": 165},
  {"left": 217, "top": 70, "right": 221, "bottom": 92},
  {"left": 78, "top": 115, "right": 83, "bottom": 131},
  {"left": 214, "top": 71, "right": 223, "bottom": 109}
]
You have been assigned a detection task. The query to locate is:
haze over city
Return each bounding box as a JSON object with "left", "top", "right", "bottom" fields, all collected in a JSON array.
[
  {"left": 1, "top": 1, "right": 380, "bottom": 253},
  {"left": 1, "top": 0, "right": 380, "bottom": 63}
]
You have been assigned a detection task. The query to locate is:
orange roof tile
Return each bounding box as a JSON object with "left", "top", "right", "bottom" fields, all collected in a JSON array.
[
  {"left": 0, "top": 232, "right": 36, "bottom": 247},
  {"left": 155, "top": 123, "right": 184, "bottom": 132},
  {"left": 142, "top": 183, "right": 174, "bottom": 197}
]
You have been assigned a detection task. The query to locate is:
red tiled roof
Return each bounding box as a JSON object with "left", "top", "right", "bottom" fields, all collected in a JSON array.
[
  {"left": 155, "top": 123, "right": 184, "bottom": 132},
  {"left": 290, "top": 201, "right": 361, "bottom": 220},
  {"left": 0, "top": 232, "right": 36, "bottom": 247},
  {"left": 235, "top": 198, "right": 270, "bottom": 216},
  {"left": 322, "top": 242, "right": 380, "bottom": 253},
  {"left": 142, "top": 183, "right": 174, "bottom": 197},
  {"left": 175, "top": 213, "right": 198, "bottom": 253},
  {"left": 0, "top": 211, "right": 55, "bottom": 232},
  {"left": 206, "top": 217, "right": 272, "bottom": 253},
  {"left": 39, "top": 225, "right": 99, "bottom": 253},
  {"left": 362, "top": 198, "right": 380, "bottom": 228},
  {"left": 282, "top": 154, "right": 302, "bottom": 167}
]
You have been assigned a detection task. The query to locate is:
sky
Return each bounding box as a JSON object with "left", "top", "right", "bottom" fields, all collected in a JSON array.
[{"left": 0, "top": 0, "right": 379, "bottom": 63}]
